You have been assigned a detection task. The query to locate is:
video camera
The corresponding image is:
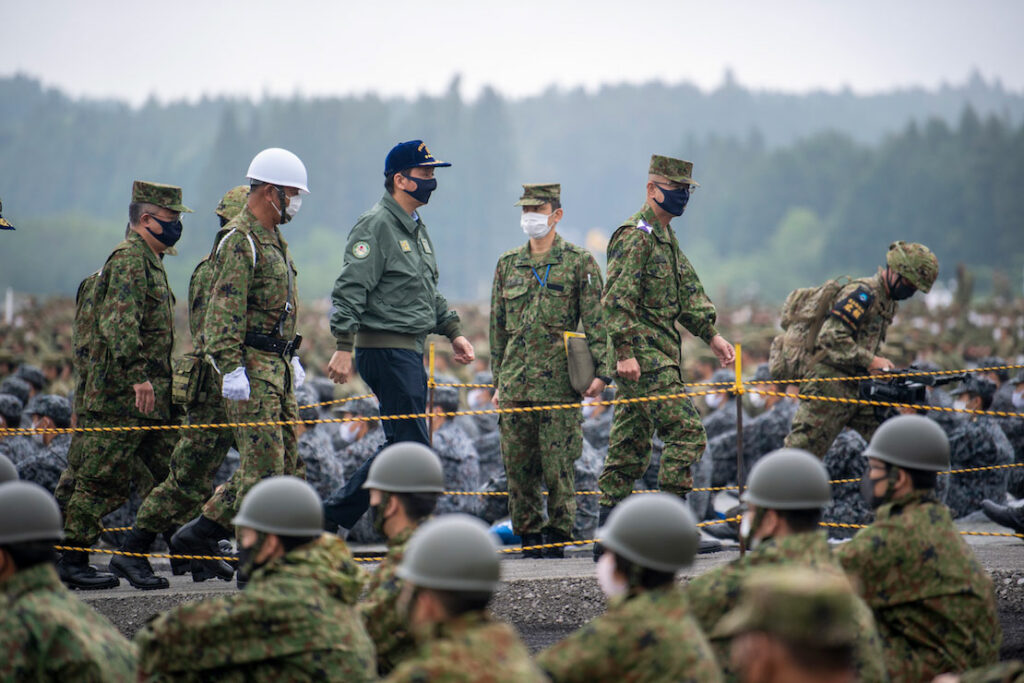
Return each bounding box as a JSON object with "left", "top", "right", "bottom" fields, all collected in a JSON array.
[{"left": 859, "top": 364, "right": 965, "bottom": 422}]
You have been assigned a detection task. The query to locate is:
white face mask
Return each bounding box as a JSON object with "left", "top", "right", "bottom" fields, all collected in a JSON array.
[
  {"left": 596, "top": 552, "right": 628, "bottom": 599},
  {"left": 520, "top": 212, "right": 553, "bottom": 239},
  {"left": 339, "top": 422, "right": 362, "bottom": 444},
  {"left": 953, "top": 398, "right": 968, "bottom": 412},
  {"left": 286, "top": 194, "right": 302, "bottom": 218},
  {"left": 1012, "top": 391, "right": 1024, "bottom": 410},
  {"left": 705, "top": 393, "right": 725, "bottom": 410},
  {"left": 740, "top": 512, "right": 760, "bottom": 551},
  {"left": 747, "top": 393, "right": 766, "bottom": 409},
  {"left": 467, "top": 390, "right": 489, "bottom": 410}
]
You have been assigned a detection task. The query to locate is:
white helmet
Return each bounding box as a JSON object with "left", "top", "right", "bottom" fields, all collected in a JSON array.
[{"left": 246, "top": 148, "right": 310, "bottom": 194}]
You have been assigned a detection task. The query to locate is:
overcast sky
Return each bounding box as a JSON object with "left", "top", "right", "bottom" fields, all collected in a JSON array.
[{"left": 3, "top": 0, "right": 1022, "bottom": 105}]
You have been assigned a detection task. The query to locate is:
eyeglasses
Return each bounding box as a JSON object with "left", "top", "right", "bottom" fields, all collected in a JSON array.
[{"left": 654, "top": 182, "right": 694, "bottom": 193}]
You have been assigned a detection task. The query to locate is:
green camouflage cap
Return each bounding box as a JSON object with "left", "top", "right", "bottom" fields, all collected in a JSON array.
[
  {"left": 649, "top": 154, "right": 700, "bottom": 187},
  {"left": 0, "top": 197, "right": 14, "bottom": 230},
  {"left": 216, "top": 185, "right": 249, "bottom": 221},
  {"left": 514, "top": 183, "right": 561, "bottom": 207},
  {"left": 886, "top": 241, "right": 938, "bottom": 293},
  {"left": 131, "top": 180, "right": 193, "bottom": 213},
  {"left": 712, "top": 567, "right": 860, "bottom": 648}
]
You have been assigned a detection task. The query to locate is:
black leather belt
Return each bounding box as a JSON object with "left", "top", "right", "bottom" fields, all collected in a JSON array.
[{"left": 244, "top": 332, "right": 303, "bottom": 358}]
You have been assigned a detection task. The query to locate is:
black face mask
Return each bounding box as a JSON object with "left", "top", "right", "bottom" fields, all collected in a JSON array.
[
  {"left": 371, "top": 493, "right": 392, "bottom": 537},
  {"left": 236, "top": 534, "right": 267, "bottom": 585},
  {"left": 401, "top": 175, "right": 437, "bottom": 205},
  {"left": 654, "top": 185, "right": 690, "bottom": 217},
  {"left": 146, "top": 214, "right": 183, "bottom": 247},
  {"left": 888, "top": 272, "right": 916, "bottom": 301},
  {"left": 860, "top": 471, "right": 890, "bottom": 510}
]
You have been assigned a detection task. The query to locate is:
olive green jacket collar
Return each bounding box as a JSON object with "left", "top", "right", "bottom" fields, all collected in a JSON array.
[
  {"left": 381, "top": 192, "right": 422, "bottom": 236},
  {"left": 512, "top": 232, "right": 566, "bottom": 268}
]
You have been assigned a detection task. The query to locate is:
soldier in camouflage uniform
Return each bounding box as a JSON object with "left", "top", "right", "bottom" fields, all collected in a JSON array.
[
  {"left": 16, "top": 395, "right": 72, "bottom": 493},
  {"left": 838, "top": 415, "right": 1001, "bottom": 681},
  {"left": 429, "top": 385, "right": 480, "bottom": 516},
  {"left": 538, "top": 494, "right": 723, "bottom": 682},
  {"left": 940, "top": 375, "right": 1013, "bottom": 518},
  {"left": 172, "top": 149, "right": 310, "bottom": 572},
  {"left": 0, "top": 393, "right": 36, "bottom": 466},
  {"left": 490, "top": 183, "right": 610, "bottom": 556},
  {"left": 385, "top": 514, "right": 546, "bottom": 682},
  {"left": 360, "top": 443, "right": 444, "bottom": 675},
  {"left": 686, "top": 449, "right": 887, "bottom": 682},
  {"left": 137, "top": 477, "right": 376, "bottom": 681},
  {"left": 713, "top": 567, "right": 865, "bottom": 683},
  {"left": 59, "top": 180, "right": 191, "bottom": 591},
  {"left": 785, "top": 241, "right": 939, "bottom": 457},
  {"left": 112, "top": 185, "right": 249, "bottom": 589},
  {"left": 0, "top": 481, "right": 137, "bottom": 681},
  {"left": 294, "top": 383, "right": 345, "bottom": 498},
  {"left": 598, "top": 155, "right": 735, "bottom": 545}
]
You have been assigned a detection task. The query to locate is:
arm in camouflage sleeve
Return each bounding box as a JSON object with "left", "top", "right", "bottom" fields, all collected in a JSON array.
[
  {"left": 602, "top": 229, "right": 650, "bottom": 361},
  {"left": 579, "top": 253, "right": 611, "bottom": 378},
  {"left": 329, "top": 225, "right": 385, "bottom": 352},
  {"left": 202, "top": 233, "right": 254, "bottom": 373},
  {"left": 817, "top": 284, "right": 875, "bottom": 370},
  {"left": 96, "top": 249, "right": 148, "bottom": 386},
  {"left": 489, "top": 262, "right": 507, "bottom": 388},
  {"left": 675, "top": 251, "right": 719, "bottom": 344}
]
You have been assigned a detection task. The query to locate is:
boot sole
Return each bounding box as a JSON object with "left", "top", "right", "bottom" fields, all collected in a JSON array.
[
  {"left": 61, "top": 576, "right": 120, "bottom": 590},
  {"left": 109, "top": 563, "right": 170, "bottom": 591}
]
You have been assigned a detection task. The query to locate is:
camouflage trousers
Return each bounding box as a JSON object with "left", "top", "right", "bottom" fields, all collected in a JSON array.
[
  {"left": 62, "top": 412, "right": 175, "bottom": 546},
  {"left": 599, "top": 369, "right": 705, "bottom": 507},
  {"left": 136, "top": 371, "right": 235, "bottom": 534},
  {"left": 500, "top": 403, "right": 581, "bottom": 537},
  {"left": 202, "top": 376, "right": 303, "bottom": 528},
  {"left": 785, "top": 368, "right": 880, "bottom": 458}
]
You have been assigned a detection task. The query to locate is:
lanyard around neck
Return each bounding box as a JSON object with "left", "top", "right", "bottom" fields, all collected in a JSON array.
[{"left": 530, "top": 264, "right": 551, "bottom": 289}]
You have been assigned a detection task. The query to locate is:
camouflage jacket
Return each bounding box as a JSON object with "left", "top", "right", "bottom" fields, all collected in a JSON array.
[
  {"left": 384, "top": 611, "right": 546, "bottom": 682},
  {"left": 84, "top": 232, "right": 175, "bottom": 420},
  {"left": 187, "top": 227, "right": 232, "bottom": 346},
  {"left": 537, "top": 584, "right": 723, "bottom": 682},
  {"left": 16, "top": 433, "right": 72, "bottom": 493},
  {"left": 815, "top": 271, "right": 896, "bottom": 375},
  {"left": 340, "top": 426, "right": 387, "bottom": 482},
  {"left": 136, "top": 534, "right": 375, "bottom": 682},
  {"left": 298, "top": 426, "right": 346, "bottom": 499},
  {"left": 837, "top": 490, "right": 1001, "bottom": 680},
  {"left": 360, "top": 524, "right": 416, "bottom": 675},
  {"left": 0, "top": 563, "right": 137, "bottom": 682},
  {"left": 202, "top": 207, "right": 298, "bottom": 392},
  {"left": 941, "top": 415, "right": 1013, "bottom": 518},
  {"left": 686, "top": 531, "right": 888, "bottom": 683},
  {"left": 330, "top": 192, "right": 460, "bottom": 353},
  {"left": 489, "top": 233, "right": 610, "bottom": 401},
  {"left": 602, "top": 204, "right": 718, "bottom": 373},
  {"left": 433, "top": 419, "right": 480, "bottom": 515},
  {"left": 0, "top": 433, "right": 40, "bottom": 467}
]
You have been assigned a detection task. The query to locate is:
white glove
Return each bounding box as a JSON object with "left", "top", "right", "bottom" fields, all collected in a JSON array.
[
  {"left": 291, "top": 356, "right": 306, "bottom": 389},
  {"left": 222, "top": 366, "right": 251, "bottom": 401}
]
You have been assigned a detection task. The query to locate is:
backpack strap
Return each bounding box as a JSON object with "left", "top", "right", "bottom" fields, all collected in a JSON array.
[{"left": 217, "top": 228, "right": 258, "bottom": 269}]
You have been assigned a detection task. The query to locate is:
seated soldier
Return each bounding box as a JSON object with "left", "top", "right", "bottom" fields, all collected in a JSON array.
[
  {"left": 293, "top": 384, "right": 345, "bottom": 499},
  {"left": 429, "top": 385, "right": 480, "bottom": 516},
  {"left": 838, "top": 415, "right": 1002, "bottom": 681},
  {"left": 16, "top": 395, "right": 73, "bottom": 494}
]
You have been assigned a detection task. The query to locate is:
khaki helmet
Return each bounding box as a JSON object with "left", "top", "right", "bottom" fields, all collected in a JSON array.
[
  {"left": 598, "top": 493, "right": 699, "bottom": 573},
  {"left": 396, "top": 514, "right": 500, "bottom": 592},
  {"left": 216, "top": 185, "right": 249, "bottom": 222},
  {"left": 862, "top": 414, "right": 950, "bottom": 472},
  {"left": 0, "top": 453, "right": 17, "bottom": 483},
  {"left": 0, "top": 481, "right": 64, "bottom": 544},
  {"left": 363, "top": 442, "right": 445, "bottom": 493},
  {"left": 886, "top": 241, "right": 938, "bottom": 293},
  {"left": 742, "top": 448, "right": 831, "bottom": 510},
  {"left": 231, "top": 476, "right": 324, "bottom": 536}
]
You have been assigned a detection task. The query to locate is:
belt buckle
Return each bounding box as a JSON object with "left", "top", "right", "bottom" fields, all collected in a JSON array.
[{"left": 282, "top": 339, "right": 295, "bottom": 358}]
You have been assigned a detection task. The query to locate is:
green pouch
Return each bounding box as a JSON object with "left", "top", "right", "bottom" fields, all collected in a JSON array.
[
  {"left": 171, "top": 354, "right": 203, "bottom": 407},
  {"left": 565, "top": 332, "right": 596, "bottom": 395}
]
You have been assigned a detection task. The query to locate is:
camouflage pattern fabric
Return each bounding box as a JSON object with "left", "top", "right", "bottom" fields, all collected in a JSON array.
[
  {"left": 489, "top": 233, "right": 609, "bottom": 403},
  {"left": 475, "top": 471, "right": 510, "bottom": 525},
  {"left": 200, "top": 207, "right": 303, "bottom": 527},
  {"left": 703, "top": 397, "right": 748, "bottom": 486},
  {"left": 685, "top": 531, "right": 888, "bottom": 683},
  {"left": 298, "top": 424, "right": 345, "bottom": 499},
  {"left": 956, "top": 661, "right": 1024, "bottom": 683},
  {"left": 704, "top": 397, "right": 745, "bottom": 441},
  {"left": 359, "top": 524, "right": 416, "bottom": 675},
  {"left": 999, "top": 414, "right": 1024, "bottom": 498},
  {"left": 648, "top": 153, "right": 699, "bottom": 186},
  {"left": 599, "top": 203, "right": 717, "bottom": 506},
  {"left": 785, "top": 272, "right": 896, "bottom": 458},
  {"left": 940, "top": 415, "right": 1013, "bottom": 518},
  {"left": 340, "top": 426, "right": 386, "bottom": 483},
  {"left": 582, "top": 405, "right": 614, "bottom": 452},
  {"left": 537, "top": 585, "right": 722, "bottom": 682},
  {"left": 837, "top": 490, "right": 1002, "bottom": 681},
  {"left": 499, "top": 405, "right": 578, "bottom": 536},
  {"left": 136, "top": 534, "right": 375, "bottom": 682},
  {"left": 599, "top": 370, "right": 705, "bottom": 506},
  {"left": 0, "top": 564, "right": 137, "bottom": 682},
  {"left": 0, "top": 433, "right": 39, "bottom": 466},
  {"left": 16, "top": 433, "right": 71, "bottom": 491},
  {"left": 705, "top": 398, "right": 797, "bottom": 487},
  {"left": 433, "top": 419, "right": 480, "bottom": 516},
  {"left": 384, "top": 611, "right": 546, "bottom": 682},
  {"left": 573, "top": 439, "right": 602, "bottom": 539},
  {"left": 473, "top": 428, "right": 503, "bottom": 484},
  {"left": 821, "top": 428, "right": 873, "bottom": 539},
  {"left": 130, "top": 180, "right": 192, "bottom": 213}
]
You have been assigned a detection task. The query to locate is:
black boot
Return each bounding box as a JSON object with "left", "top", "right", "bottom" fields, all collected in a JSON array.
[
  {"left": 171, "top": 516, "right": 234, "bottom": 581},
  {"left": 982, "top": 500, "right": 1024, "bottom": 533},
  {"left": 520, "top": 533, "right": 545, "bottom": 559},
  {"left": 697, "top": 538, "right": 723, "bottom": 554},
  {"left": 592, "top": 504, "right": 614, "bottom": 562},
  {"left": 109, "top": 528, "right": 169, "bottom": 590},
  {"left": 163, "top": 526, "right": 190, "bottom": 576},
  {"left": 57, "top": 547, "right": 119, "bottom": 590},
  {"left": 543, "top": 530, "right": 572, "bottom": 559}
]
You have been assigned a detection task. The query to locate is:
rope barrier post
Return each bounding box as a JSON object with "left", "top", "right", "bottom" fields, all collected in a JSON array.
[
  {"left": 427, "top": 341, "right": 436, "bottom": 441},
  {"left": 733, "top": 343, "right": 746, "bottom": 557}
]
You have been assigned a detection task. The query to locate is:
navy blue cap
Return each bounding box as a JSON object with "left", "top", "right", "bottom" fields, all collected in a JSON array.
[
  {"left": 384, "top": 140, "right": 451, "bottom": 176},
  {"left": 949, "top": 374, "right": 997, "bottom": 400}
]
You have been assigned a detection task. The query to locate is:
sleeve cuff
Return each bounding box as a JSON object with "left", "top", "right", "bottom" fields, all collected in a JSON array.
[
  {"left": 614, "top": 343, "right": 634, "bottom": 362},
  {"left": 439, "top": 319, "right": 462, "bottom": 341},
  {"left": 336, "top": 334, "right": 354, "bottom": 352},
  {"left": 700, "top": 327, "right": 719, "bottom": 345}
]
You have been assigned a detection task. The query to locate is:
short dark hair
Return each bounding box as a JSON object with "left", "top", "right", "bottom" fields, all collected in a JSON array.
[
  {"left": 901, "top": 466, "right": 937, "bottom": 491},
  {"left": 394, "top": 492, "right": 439, "bottom": 523},
  {"left": 970, "top": 391, "right": 994, "bottom": 411},
  {"left": 613, "top": 552, "right": 676, "bottom": 590},
  {"left": 128, "top": 202, "right": 160, "bottom": 227},
  {"left": 430, "top": 588, "right": 492, "bottom": 617},
  {"left": 384, "top": 170, "right": 405, "bottom": 194},
  {"left": 777, "top": 508, "right": 822, "bottom": 534},
  {"left": 2, "top": 541, "right": 58, "bottom": 571}
]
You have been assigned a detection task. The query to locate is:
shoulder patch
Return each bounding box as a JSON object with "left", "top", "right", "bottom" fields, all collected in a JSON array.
[
  {"left": 830, "top": 285, "right": 875, "bottom": 331},
  {"left": 635, "top": 219, "right": 653, "bottom": 234},
  {"left": 352, "top": 241, "right": 371, "bottom": 259}
]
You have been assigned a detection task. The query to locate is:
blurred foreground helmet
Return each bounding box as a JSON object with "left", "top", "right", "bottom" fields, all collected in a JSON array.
[
  {"left": 742, "top": 448, "right": 831, "bottom": 510},
  {"left": 0, "top": 481, "right": 64, "bottom": 544},
  {"left": 598, "top": 492, "right": 699, "bottom": 572},
  {"left": 232, "top": 476, "right": 323, "bottom": 536},
  {"left": 863, "top": 414, "right": 950, "bottom": 471},
  {"left": 363, "top": 442, "right": 445, "bottom": 493},
  {"left": 396, "top": 514, "right": 500, "bottom": 593}
]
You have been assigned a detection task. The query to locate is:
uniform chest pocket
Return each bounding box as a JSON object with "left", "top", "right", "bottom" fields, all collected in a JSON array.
[
  {"left": 642, "top": 260, "right": 675, "bottom": 309},
  {"left": 142, "top": 286, "right": 171, "bottom": 333},
  {"left": 501, "top": 283, "right": 533, "bottom": 332},
  {"left": 539, "top": 278, "right": 575, "bottom": 329},
  {"left": 254, "top": 258, "right": 290, "bottom": 311}
]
